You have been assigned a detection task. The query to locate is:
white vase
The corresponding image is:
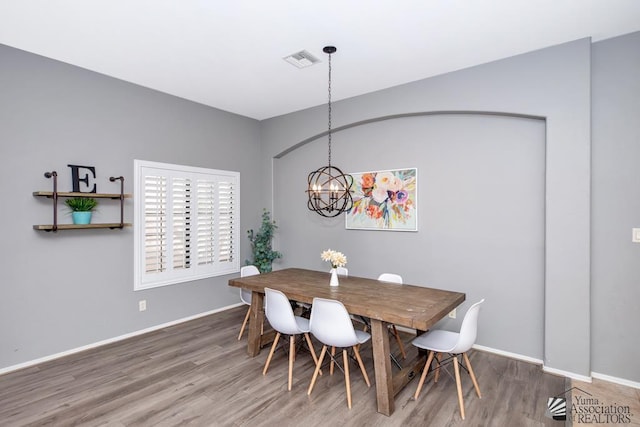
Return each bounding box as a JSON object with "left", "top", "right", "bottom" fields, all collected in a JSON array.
[{"left": 329, "top": 268, "right": 339, "bottom": 287}]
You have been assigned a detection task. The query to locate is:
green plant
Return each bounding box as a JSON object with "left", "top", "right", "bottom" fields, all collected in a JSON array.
[
  {"left": 246, "top": 209, "right": 282, "bottom": 273},
  {"left": 64, "top": 197, "right": 98, "bottom": 212}
]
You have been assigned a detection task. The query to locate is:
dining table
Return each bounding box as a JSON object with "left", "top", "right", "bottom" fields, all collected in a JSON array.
[{"left": 228, "top": 268, "right": 465, "bottom": 416}]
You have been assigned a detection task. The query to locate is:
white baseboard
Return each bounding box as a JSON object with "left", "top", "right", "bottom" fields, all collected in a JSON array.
[
  {"left": 542, "top": 365, "right": 592, "bottom": 383},
  {"left": 461, "top": 344, "right": 596, "bottom": 384},
  {"left": 0, "top": 303, "right": 243, "bottom": 376},
  {"left": 440, "top": 341, "right": 639, "bottom": 389},
  {"left": 472, "top": 343, "right": 544, "bottom": 365},
  {"left": 592, "top": 371, "right": 640, "bottom": 390},
  {"left": 360, "top": 328, "right": 640, "bottom": 389}
]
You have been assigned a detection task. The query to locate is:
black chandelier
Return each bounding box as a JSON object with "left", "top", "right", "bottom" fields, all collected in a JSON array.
[{"left": 306, "top": 46, "right": 354, "bottom": 217}]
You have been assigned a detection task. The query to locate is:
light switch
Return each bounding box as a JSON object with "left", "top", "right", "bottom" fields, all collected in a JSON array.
[{"left": 633, "top": 228, "right": 640, "bottom": 243}]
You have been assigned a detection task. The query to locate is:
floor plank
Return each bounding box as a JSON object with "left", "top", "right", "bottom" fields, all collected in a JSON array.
[{"left": 2, "top": 306, "right": 630, "bottom": 426}]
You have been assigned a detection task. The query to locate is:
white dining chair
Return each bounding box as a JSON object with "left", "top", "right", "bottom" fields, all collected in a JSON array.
[
  {"left": 376, "top": 273, "right": 407, "bottom": 359},
  {"left": 263, "top": 288, "right": 320, "bottom": 391},
  {"left": 237, "top": 265, "right": 260, "bottom": 340},
  {"left": 377, "top": 272, "right": 402, "bottom": 283},
  {"left": 412, "top": 299, "right": 485, "bottom": 420},
  {"left": 307, "top": 297, "right": 371, "bottom": 409}
]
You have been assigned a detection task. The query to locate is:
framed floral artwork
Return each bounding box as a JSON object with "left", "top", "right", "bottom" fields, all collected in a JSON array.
[{"left": 346, "top": 168, "right": 417, "bottom": 231}]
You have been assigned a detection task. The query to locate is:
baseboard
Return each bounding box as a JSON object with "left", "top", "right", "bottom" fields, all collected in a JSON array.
[
  {"left": 542, "top": 365, "right": 592, "bottom": 383},
  {"left": 464, "top": 345, "right": 640, "bottom": 389},
  {"left": 397, "top": 331, "right": 544, "bottom": 367},
  {"left": 373, "top": 328, "right": 640, "bottom": 389},
  {"left": 0, "top": 303, "right": 243, "bottom": 376},
  {"left": 591, "top": 371, "right": 640, "bottom": 390},
  {"left": 472, "top": 343, "right": 544, "bottom": 365},
  {"left": 459, "top": 344, "right": 598, "bottom": 384}
]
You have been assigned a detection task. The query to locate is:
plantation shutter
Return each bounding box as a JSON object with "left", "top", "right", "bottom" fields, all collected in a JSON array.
[
  {"left": 134, "top": 160, "right": 240, "bottom": 290},
  {"left": 217, "top": 178, "right": 236, "bottom": 263},
  {"left": 172, "top": 177, "right": 192, "bottom": 270},
  {"left": 143, "top": 175, "right": 167, "bottom": 274},
  {"left": 196, "top": 179, "right": 216, "bottom": 266}
]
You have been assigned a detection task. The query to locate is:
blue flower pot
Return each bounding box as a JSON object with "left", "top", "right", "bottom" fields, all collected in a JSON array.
[{"left": 72, "top": 211, "right": 92, "bottom": 225}]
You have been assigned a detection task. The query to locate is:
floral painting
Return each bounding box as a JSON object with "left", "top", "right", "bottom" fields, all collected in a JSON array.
[{"left": 346, "top": 168, "right": 417, "bottom": 231}]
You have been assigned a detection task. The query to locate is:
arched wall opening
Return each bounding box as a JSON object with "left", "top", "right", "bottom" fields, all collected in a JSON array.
[{"left": 272, "top": 111, "right": 546, "bottom": 360}]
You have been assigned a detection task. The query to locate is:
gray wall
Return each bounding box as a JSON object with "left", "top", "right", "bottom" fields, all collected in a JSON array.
[
  {"left": 591, "top": 32, "right": 640, "bottom": 382},
  {"left": 262, "top": 38, "right": 593, "bottom": 378},
  {"left": 2, "top": 30, "right": 638, "bottom": 385},
  {"left": 0, "top": 44, "right": 262, "bottom": 370}
]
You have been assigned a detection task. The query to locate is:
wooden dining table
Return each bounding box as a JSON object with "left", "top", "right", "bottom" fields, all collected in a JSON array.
[{"left": 228, "top": 268, "right": 465, "bottom": 416}]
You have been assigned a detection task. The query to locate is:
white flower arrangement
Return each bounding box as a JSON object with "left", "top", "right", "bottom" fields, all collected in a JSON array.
[{"left": 321, "top": 249, "right": 347, "bottom": 269}]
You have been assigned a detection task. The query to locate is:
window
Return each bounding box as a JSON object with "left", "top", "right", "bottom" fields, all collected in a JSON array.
[{"left": 134, "top": 160, "right": 239, "bottom": 290}]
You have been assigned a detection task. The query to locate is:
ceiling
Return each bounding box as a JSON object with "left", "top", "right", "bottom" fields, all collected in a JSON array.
[{"left": 1, "top": 1, "right": 640, "bottom": 120}]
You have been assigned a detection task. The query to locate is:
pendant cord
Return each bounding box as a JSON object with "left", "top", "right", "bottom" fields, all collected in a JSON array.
[{"left": 327, "top": 51, "right": 332, "bottom": 168}]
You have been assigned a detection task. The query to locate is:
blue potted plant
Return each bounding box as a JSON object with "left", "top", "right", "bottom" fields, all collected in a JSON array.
[{"left": 65, "top": 197, "right": 98, "bottom": 225}]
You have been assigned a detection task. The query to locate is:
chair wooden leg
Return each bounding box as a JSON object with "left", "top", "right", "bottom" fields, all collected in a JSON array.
[
  {"left": 434, "top": 353, "right": 442, "bottom": 383},
  {"left": 414, "top": 350, "right": 435, "bottom": 399},
  {"left": 453, "top": 355, "right": 465, "bottom": 420},
  {"left": 343, "top": 349, "right": 352, "bottom": 409},
  {"left": 352, "top": 345, "right": 370, "bottom": 387},
  {"left": 263, "top": 332, "right": 281, "bottom": 375},
  {"left": 288, "top": 335, "right": 295, "bottom": 391},
  {"left": 463, "top": 352, "right": 481, "bottom": 398},
  {"left": 308, "top": 345, "right": 327, "bottom": 395},
  {"left": 292, "top": 334, "right": 296, "bottom": 361},
  {"left": 330, "top": 346, "right": 336, "bottom": 376},
  {"left": 391, "top": 325, "right": 407, "bottom": 359},
  {"left": 304, "top": 333, "right": 322, "bottom": 376},
  {"left": 238, "top": 307, "right": 251, "bottom": 340}
]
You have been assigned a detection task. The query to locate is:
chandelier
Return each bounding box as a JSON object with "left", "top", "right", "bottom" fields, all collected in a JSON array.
[{"left": 306, "top": 46, "right": 354, "bottom": 217}]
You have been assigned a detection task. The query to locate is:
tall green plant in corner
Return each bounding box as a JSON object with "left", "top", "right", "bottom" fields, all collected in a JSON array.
[{"left": 246, "top": 209, "right": 282, "bottom": 273}]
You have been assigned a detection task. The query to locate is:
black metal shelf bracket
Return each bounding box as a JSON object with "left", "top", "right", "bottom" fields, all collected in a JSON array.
[
  {"left": 44, "top": 171, "right": 58, "bottom": 231},
  {"left": 109, "top": 176, "right": 125, "bottom": 228}
]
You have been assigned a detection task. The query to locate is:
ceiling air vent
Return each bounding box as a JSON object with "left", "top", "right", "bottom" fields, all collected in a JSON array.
[{"left": 283, "top": 50, "right": 320, "bottom": 69}]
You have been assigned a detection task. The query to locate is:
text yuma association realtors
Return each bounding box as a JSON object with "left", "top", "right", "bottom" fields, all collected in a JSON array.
[{"left": 570, "top": 394, "right": 633, "bottom": 424}]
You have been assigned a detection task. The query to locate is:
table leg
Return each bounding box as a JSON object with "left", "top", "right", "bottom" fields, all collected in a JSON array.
[
  {"left": 246, "top": 291, "right": 264, "bottom": 357},
  {"left": 370, "top": 318, "right": 394, "bottom": 416}
]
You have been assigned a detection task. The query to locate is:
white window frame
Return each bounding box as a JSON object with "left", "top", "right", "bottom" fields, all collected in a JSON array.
[{"left": 134, "top": 160, "right": 240, "bottom": 291}]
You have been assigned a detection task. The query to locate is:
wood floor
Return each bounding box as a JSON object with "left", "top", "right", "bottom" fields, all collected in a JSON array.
[{"left": 0, "top": 306, "right": 581, "bottom": 426}]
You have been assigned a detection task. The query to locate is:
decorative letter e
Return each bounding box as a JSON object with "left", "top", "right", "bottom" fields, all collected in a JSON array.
[{"left": 67, "top": 164, "right": 97, "bottom": 193}]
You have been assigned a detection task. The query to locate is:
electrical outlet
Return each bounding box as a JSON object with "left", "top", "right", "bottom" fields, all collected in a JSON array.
[
  {"left": 448, "top": 308, "right": 456, "bottom": 319},
  {"left": 633, "top": 228, "right": 640, "bottom": 243},
  {"left": 139, "top": 300, "right": 147, "bottom": 312}
]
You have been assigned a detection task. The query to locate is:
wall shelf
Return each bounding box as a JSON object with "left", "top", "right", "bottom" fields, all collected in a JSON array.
[
  {"left": 33, "top": 191, "right": 131, "bottom": 199},
  {"left": 34, "top": 171, "right": 132, "bottom": 232},
  {"left": 33, "top": 223, "right": 131, "bottom": 231}
]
